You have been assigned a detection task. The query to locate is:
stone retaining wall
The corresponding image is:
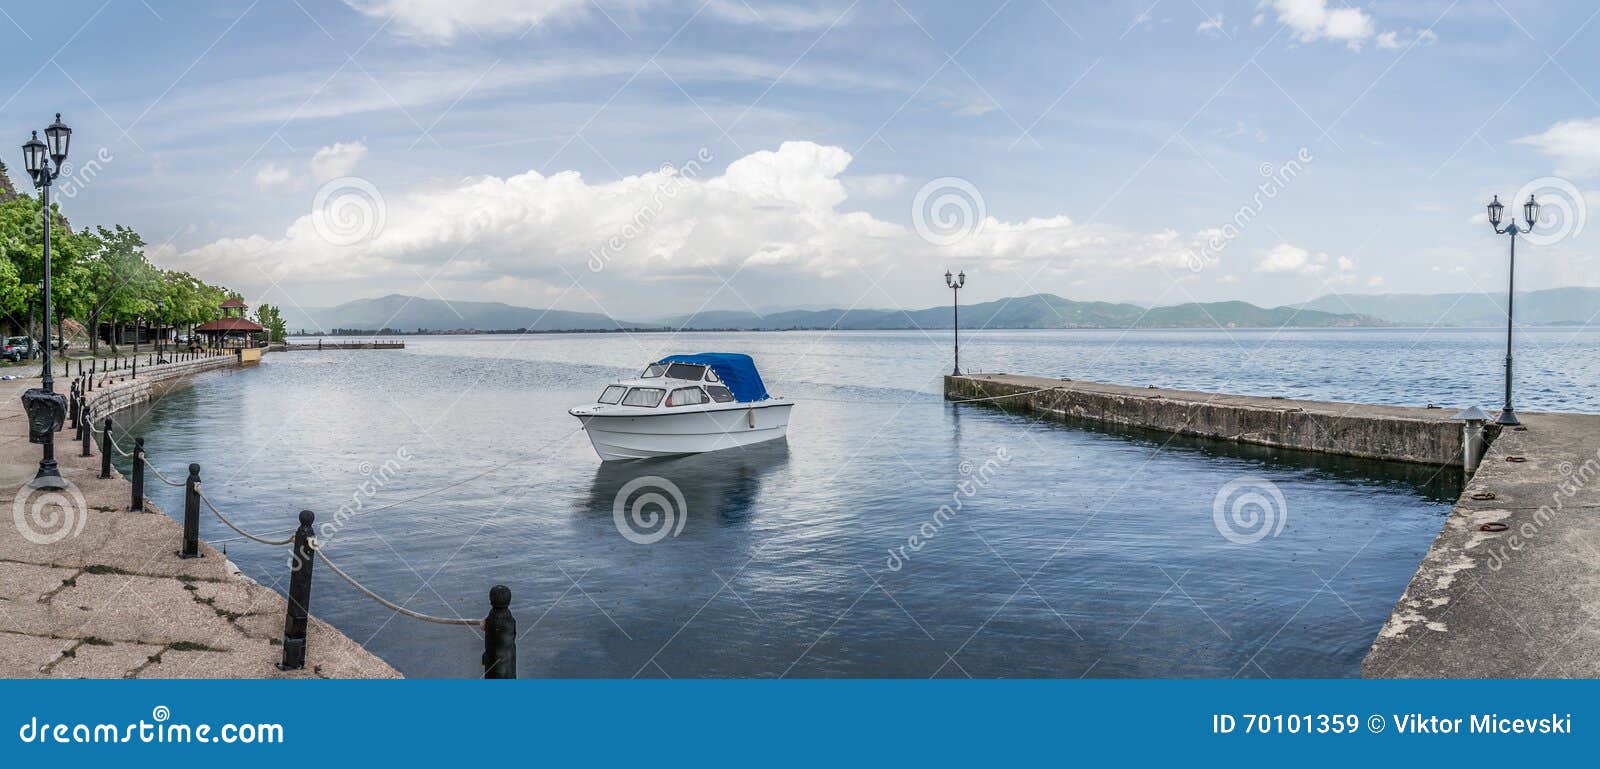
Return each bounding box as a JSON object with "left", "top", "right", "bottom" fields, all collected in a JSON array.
[{"left": 946, "top": 373, "right": 1472, "bottom": 466}]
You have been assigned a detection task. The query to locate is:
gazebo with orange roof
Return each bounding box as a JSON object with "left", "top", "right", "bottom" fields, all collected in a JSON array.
[{"left": 195, "top": 297, "right": 264, "bottom": 349}]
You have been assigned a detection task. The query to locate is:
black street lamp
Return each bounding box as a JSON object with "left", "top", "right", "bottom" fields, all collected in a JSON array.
[
  {"left": 19, "top": 114, "right": 71, "bottom": 488},
  {"left": 1485, "top": 193, "right": 1540, "bottom": 426},
  {"left": 944, "top": 269, "right": 965, "bottom": 376}
]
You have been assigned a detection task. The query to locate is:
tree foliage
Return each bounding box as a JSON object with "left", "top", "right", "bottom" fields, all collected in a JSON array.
[{"left": 0, "top": 175, "right": 238, "bottom": 354}]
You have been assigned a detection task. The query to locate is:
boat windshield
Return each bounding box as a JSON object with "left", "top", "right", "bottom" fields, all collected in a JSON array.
[
  {"left": 665, "top": 363, "right": 707, "bottom": 380},
  {"left": 640, "top": 363, "right": 667, "bottom": 378},
  {"left": 621, "top": 387, "right": 665, "bottom": 407},
  {"left": 597, "top": 385, "right": 627, "bottom": 405}
]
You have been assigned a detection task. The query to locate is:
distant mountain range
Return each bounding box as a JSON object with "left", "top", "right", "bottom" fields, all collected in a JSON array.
[
  {"left": 1299, "top": 287, "right": 1600, "bottom": 326},
  {"left": 281, "top": 292, "right": 1371, "bottom": 333},
  {"left": 279, "top": 287, "right": 1600, "bottom": 335},
  {"left": 279, "top": 294, "right": 632, "bottom": 333}
]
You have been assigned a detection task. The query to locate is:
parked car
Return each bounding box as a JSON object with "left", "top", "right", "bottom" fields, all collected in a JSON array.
[{"left": 1, "top": 337, "right": 38, "bottom": 362}]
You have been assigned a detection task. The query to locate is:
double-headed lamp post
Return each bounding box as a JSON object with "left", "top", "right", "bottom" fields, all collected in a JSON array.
[
  {"left": 19, "top": 114, "right": 71, "bottom": 489},
  {"left": 1485, "top": 192, "right": 1540, "bottom": 426},
  {"left": 944, "top": 269, "right": 965, "bottom": 376}
]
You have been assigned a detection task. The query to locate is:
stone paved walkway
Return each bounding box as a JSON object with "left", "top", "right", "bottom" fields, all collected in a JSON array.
[{"left": 0, "top": 373, "right": 398, "bottom": 678}]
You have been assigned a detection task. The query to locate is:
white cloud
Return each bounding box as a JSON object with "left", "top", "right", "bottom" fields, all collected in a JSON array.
[
  {"left": 254, "top": 163, "right": 291, "bottom": 191},
  {"left": 1514, "top": 118, "right": 1600, "bottom": 177},
  {"left": 176, "top": 141, "right": 1205, "bottom": 296},
  {"left": 842, "top": 173, "right": 909, "bottom": 199},
  {"left": 1336, "top": 255, "right": 1354, "bottom": 271},
  {"left": 310, "top": 141, "right": 368, "bottom": 183},
  {"left": 1366, "top": 275, "right": 1385, "bottom": 287},
  {"left": 1197, "top": 14, "right": 1225, "bottom": 37},
  {"left": 343, "top": 0, "right": 590, "bottom": 43},
  {"left": 1376, "top": 28, "right": 1437, "bottom": 50},
  {"left": 1256, "top": 243, "right": 1329, "bottom": 275},
  {"left": 1268, "top": 0, "right": 1375, "bottom": 50}
]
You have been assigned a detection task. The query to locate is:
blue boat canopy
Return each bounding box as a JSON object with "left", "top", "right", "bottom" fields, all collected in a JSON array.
[{"left": 657, "top": 353, "right": 770, "bottom": 403}]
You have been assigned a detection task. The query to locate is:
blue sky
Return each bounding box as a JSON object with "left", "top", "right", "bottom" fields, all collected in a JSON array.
[{"left": 2, "top": 0, "right": 1598, "bottom": 316}]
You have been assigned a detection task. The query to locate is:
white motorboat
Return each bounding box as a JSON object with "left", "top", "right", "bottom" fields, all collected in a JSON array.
[{"left": 569, "top": 353, "right": 794, "bottom": 461}]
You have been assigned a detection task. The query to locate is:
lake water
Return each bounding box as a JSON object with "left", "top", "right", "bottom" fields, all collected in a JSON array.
[{"left": 109, "top": 326, "right": 1594, "bottom": 678}]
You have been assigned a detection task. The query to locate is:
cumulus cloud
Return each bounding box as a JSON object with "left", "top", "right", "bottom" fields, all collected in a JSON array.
[
  {"left": 1514, "top": 118, "right": 1600, "bottom": 177},
  {"left": 1256, "top": 243, "right": 1329, "bottom": 275},
  {"left": 310, "top": 141, "right": 368, "bottom": 183},
  {"left": 1268, "top": 0, "right": 1375, "bottom": 50},
  {"left": 176, "top": 141, "right": 1205, "bottom": 295},
  {"left": 1197, "top": 14, "right": 1225, "bottom": 37},
  {"left": 255, "top": 163, "right": 291, "bottom": 191}
]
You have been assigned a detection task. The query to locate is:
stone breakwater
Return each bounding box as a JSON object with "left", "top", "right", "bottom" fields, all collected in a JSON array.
[
  {"left": 948, "top": 372, "right": 1600, "bottom": 678},
  {"left": 0, "top": 356, "right": 398, "bottom": 679},
  {"left": 944, "top": 373, "right": 1468, "bottom": 466}
]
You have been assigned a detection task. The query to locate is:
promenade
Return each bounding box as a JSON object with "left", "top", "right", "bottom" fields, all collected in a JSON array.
[{"left": 0, "top": 368, "right": 397, "bottom": 678}]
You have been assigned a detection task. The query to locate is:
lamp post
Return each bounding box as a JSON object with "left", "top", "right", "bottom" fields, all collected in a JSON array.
[
  {"left": 19, "top": 114, "right": 71, "bottom": 488},
  {"left": 1485, "top": 193, "right": 1539, "bottom": 426},
  {"left": 944, "top": 269, "right": 965, "bottom": 376}
]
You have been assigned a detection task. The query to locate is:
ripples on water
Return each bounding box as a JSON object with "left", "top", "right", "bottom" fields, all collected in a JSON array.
[{"left": 110, "top": 327, "right": 1582, "bottom": 678}]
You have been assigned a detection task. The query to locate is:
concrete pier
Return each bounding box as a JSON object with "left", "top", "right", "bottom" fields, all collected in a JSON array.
[
  {"left": 947, "top": 372, "right": 1600, "bottom": 678},
  {"left": 944, "top": 373, "right": 1469, "bottom": 466},
  {"left": 1362, "top": 411, "right": 1600, "bottom": 677},
  {"left": 0, "top": 360, "right": 398, "bottom": 678}
]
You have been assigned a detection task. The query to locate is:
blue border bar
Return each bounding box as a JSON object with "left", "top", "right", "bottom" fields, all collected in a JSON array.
[{"left": 2, "top": 680, "right": 1593, "bottom": 765}]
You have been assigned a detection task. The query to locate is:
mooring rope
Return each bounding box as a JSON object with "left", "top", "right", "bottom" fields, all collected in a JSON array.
[
  {"left": 146, "top": 461, "right": 187, "bottom": 487},
  {"left": 198, "top": 489, "right": 296, "bottom": 546},
  {"left": 106, "top": 433, "right": 134, "bottom": 458},
  {"left": 313, "top": 545, "right": 482, "bottom": 627}
]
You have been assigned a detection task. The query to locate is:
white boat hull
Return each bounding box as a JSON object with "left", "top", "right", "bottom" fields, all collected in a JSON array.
[{"left": 573, "top": 402, "right": 793, "bottom": 461}]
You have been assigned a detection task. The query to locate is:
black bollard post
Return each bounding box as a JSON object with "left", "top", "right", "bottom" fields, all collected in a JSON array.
[
  {"left": 68, "top": 382, "right": 79, "bottom": 430},
  {"left": 131, "top": 437, "right": 145, "bottom": 511},
  {"left": 80, "top": 407, "right": 92, "bottom": 457},
  {"left": 483, "top": 585, "right": 517, "bottom": 678},
  {"left": 178, "top": 464, "right": 202, "bottom": 559},
  {"left": 100, "top": 417, "right": 112, "bottom": 479},
  {"left": 132, "top": 355, "right": 136, "bottom": 379},
  {"left": 278, "top": 510, "right": 316, "bottom": 670}
]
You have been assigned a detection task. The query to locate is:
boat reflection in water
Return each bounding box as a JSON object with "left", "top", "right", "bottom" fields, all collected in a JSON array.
[{"left": 583, "top": 440, "right": 792, "bottom": 540}]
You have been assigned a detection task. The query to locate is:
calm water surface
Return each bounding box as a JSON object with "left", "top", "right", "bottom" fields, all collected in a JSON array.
[{"left": 110, "top": 327, "right": 1587, "bottom": 678}]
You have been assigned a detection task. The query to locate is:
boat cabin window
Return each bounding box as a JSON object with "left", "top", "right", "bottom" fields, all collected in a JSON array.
[
  {"left": 704, "top": 368, "right": 721, "bottom": 383},
  {"left": 667, "top": 387, "right": 708, "bottom": 407},
  {"left": 640, "top": 363, "right": 667, "bottom": 378},
  {"left": 621, "top": 387, "right": 665, "bottom": 407},
  {"left": 598, "top": 385, "right": 628, "bottom": 405},
  {"left": 705, "top": 385, "right": 735, "bottom": 403},
  {"left": 665, "top": 363, "right": 707, "bottom": 381}
]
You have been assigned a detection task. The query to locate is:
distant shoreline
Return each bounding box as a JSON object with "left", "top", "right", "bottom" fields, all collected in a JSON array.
[{"left": 289, "top": 322, "right": 1589, "bottom": 336}]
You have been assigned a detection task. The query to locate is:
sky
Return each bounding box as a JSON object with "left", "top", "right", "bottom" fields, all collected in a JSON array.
[{"left": 1, "top": 0, "right": 1599, "bottom": 318}]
